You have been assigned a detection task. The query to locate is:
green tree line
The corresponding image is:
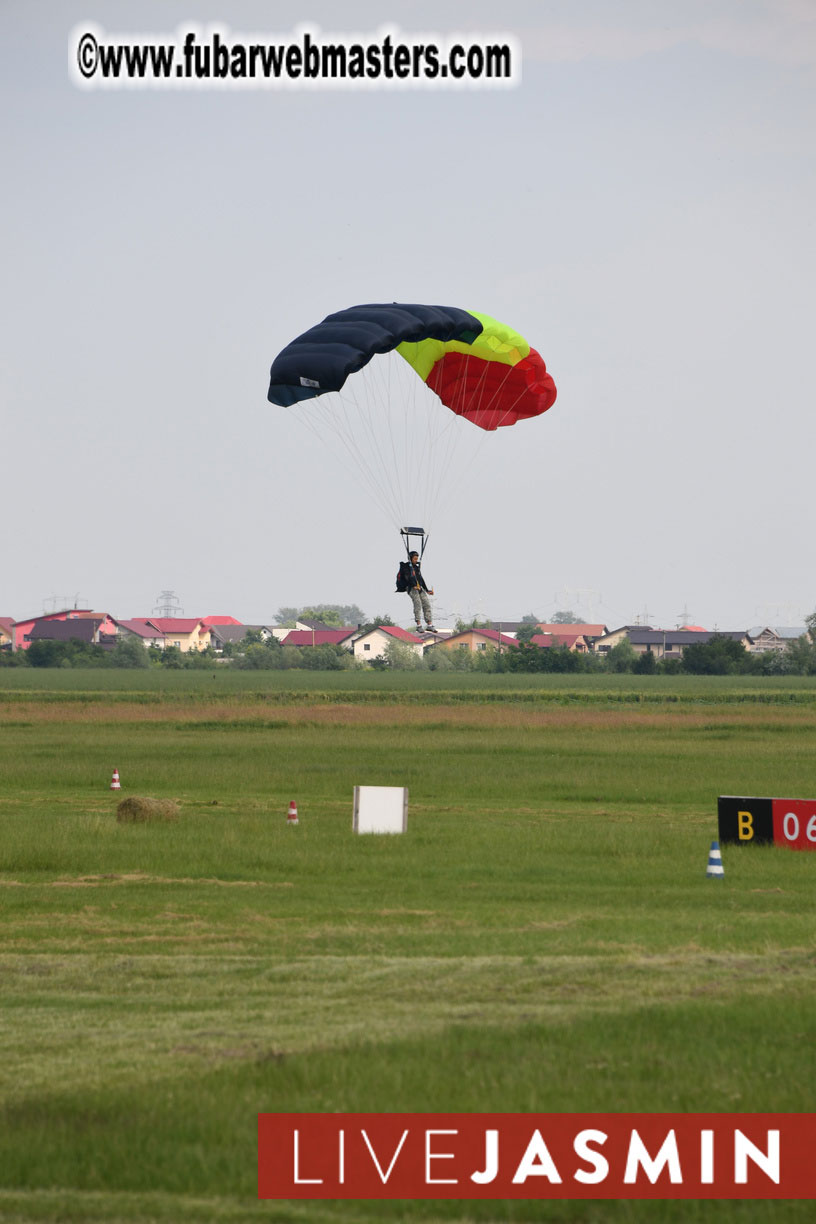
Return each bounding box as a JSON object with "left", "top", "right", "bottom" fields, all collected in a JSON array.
[{"left": 4, "top": 618, "right": 816, "bottom": 674}]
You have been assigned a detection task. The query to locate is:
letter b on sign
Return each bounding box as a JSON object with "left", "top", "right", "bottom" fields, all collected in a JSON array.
[
  {"left": 719, "top": 796, "right": 816, "bottom": 852},
  {"left": 718, "top": 797, "right": 773, "bottom": 846},
  {"left": 737, "top": 811, "right": 754, "bottom": 840}
]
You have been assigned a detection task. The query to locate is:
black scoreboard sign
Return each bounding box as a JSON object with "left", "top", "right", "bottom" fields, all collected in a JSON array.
[{"left": 718, "top": 796, "right": 816, "bottom": 851}]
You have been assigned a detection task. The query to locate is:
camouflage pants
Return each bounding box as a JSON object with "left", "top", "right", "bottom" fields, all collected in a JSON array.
[{"left": 409, "top": 588, "right": 432, "bottom": 627}]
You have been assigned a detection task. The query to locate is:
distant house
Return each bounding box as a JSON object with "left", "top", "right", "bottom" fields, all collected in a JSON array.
[
  {"left": 626, "top": 628, "right": 752, "bottom": 661},
  {"left": 0, "top": 618, "right": 14, "bottom": 651},
  {"left": 200, "top": 615, "right": 243, "bottom": 627},
  {"left": 484, "top": 622, "right": 527, "bottom": 637},
  {"left": 746, "top": 627, "right": 809, "bottom": 653},
  {"left": 351, "top": 625, "right": 424, "bottom": 661},
  {"left": 429, "top": 627, "right": 518, "bottom": 655},
  {"left": 208, "top": 624, "right": 275, "bottom": 652},
  {"left": 536, "top": 623, "right": 608, "bottom": 648},
  {"left": 12, "top": 609, "right": 117, "bottom": 650},
  {"left": 279, "top": 628, "right": 357, "bottom": 648},
  {"left": 269, "top": 619, "right": 344, "bottom": 641},
  {"left": 125, "top": 618, "right": 211, "bottom": 652},
  {"left": 28, "top": 617, "right": 108, "bottom": 646},
  {"left": 113, "top": 619, "right": 165, "bottom": 648},
  {"left": 530, "top": 632, "right": 590, "bottom": 652},
  {"left": 592, "top": 626, "right": 649, "bottom": 655}
]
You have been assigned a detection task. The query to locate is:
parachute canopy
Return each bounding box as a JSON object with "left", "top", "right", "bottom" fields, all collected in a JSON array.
[{"left": 267, "top": 302, "right": 556, "bottom": 431}]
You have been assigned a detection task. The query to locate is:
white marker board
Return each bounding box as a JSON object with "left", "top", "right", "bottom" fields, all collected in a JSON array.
[{"left": 352, "top": 786, "right": 408, "bottom": 834}]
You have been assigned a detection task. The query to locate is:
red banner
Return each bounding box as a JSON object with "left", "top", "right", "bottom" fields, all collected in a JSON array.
[
  {"left": 772, "top": 799, "right": 816, "bottom": 851},
  {"left": 258, "top": 1113, "right": 816, "bottom": 1199}
]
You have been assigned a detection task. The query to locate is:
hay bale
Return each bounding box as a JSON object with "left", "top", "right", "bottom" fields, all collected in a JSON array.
[{"left": 116, "top": 796, "right": 180, "bottom": 824}]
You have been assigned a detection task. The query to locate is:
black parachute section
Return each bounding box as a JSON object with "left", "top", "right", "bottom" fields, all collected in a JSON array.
[{"left": 267, "top": 303, "right": 483, "bottom": 406}]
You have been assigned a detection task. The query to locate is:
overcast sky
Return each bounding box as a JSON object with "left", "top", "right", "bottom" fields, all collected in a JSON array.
[{"left": 3, "top": 1, "right": 815, "bottom": 631}]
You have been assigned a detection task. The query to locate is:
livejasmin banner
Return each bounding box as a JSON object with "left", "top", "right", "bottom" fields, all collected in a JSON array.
[{"left": 258, "top": 1113, "right": 815, "bottom": 1200}]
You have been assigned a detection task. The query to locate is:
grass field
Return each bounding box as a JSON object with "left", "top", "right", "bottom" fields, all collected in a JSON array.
[{"left": 1, "top": 671, "right": 814, "bottom": 1223}]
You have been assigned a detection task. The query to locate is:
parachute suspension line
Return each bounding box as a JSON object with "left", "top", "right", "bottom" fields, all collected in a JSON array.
[
  {"left": 314, "top": 418, "right": 394, "bottom": 525},
  {"left": 380, "top": 350, "right": 412, "bottom": 525},
  {"left": 282, "top": 392, "right": 400, "bottom": 529},
  {"left": 337, "top": 350, "right": 426, "bottom": 528},
  {"left": 391, "top": 349, "right": 448, "bottom": 534},
  {"left": 417, "top": 360, "right": 463, "bottom": 527},
  {"left": 320, "top": 385, "right": 399, "bottom": 524},
  {"left": 385, "top": 346, "right": 484, "bottom": 534},
  {"left": 287, "top": 343, "right": 546, "bottom": 541},
  {"left": 333, "top": 370, "right": 407, "bottom": 526},
  {"left": 281, "top": 354, "right": 448, "bottom": 534},
  {"left": 368, "top": 351, "right": 417, "bottom": 526},
  {"left": 331, "top": 369, "right": 387, "bottom": 511},
  {"left": 434, "top": 351, "right": 487, "bottom": 518},
  {"left": 345, "top": 350, "right": 440, "bottom": 530},
  {"left": 424, "top": 414, "right": 467, "bottom": 527},
  {"left": 375, "top": 347, "right": 464, "bottom": 534},
  {"left": 350, "top": 350, "right": 445, "bottom": 534},
  {"left": 270, "top": 306, "right": 555, "bottom": 542},
  {"left": 401, "top": 351, "right": 438, "bottom": 529},
  {"left": 400, "top": 526, "right": 428, "bottom": 561},
  {"left": 420, "top": 350, "right": 493, "bottom": 525},
  {"left": 421, "top": 351, "right": 526, "bottom": 527},
  {"left": 375, "top": 352, "right": 419, "bottom": 525}
]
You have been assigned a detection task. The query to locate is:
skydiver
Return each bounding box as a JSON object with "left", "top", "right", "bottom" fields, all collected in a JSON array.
[{"left": 401, "top": 550, "right": 436, "bottom": 634}]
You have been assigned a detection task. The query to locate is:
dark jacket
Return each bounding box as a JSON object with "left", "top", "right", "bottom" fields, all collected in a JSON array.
[{"left": 400, "top": 559, "right": 429, "bottom": 593}]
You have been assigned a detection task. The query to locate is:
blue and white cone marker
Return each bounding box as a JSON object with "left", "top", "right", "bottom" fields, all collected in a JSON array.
[{"left": 706, "top": 840, "right": 724, "bottom": 879}]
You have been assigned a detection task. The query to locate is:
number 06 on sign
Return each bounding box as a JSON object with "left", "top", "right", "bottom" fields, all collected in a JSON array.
[{"left": 718, "top": 796, "right": 816, "bottom": 851}]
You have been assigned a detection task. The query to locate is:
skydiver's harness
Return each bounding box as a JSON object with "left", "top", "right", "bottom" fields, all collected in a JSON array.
[{"left": 395, "top": 527, "right": 428, "bottom": 593}]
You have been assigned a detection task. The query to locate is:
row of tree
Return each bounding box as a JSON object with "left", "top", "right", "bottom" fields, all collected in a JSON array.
[
  {"left": 380, "top": 632, "right": 816, "bottom": 675},
  {"left": 272, "top": 606, "right": 580, "bottom": 629},
  {"left": 0, "top": 636, "right": 357, "bottom": 672},
  {"left": 4, "top": 614, "right": 816, "bottom": 675}
]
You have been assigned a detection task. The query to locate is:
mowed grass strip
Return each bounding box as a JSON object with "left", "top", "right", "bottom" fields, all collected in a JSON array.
[
  {"left": 5, "top": 697, "right": 816, "bottom": 728},
  {"left": 0, "top": 684, "right": 814, "bottom": 1222},
  {"left": 0, "top": 1000, "right": 813, "bottom": 1218},
  {"left": 4, "top": 666, "right": 816, "bottom": 704},
  {"left": 3, "top": 703, "right": 816, "bottom": 820},
  {"left": 1, "top": 945, "right": 813, "bottom": 1104}
]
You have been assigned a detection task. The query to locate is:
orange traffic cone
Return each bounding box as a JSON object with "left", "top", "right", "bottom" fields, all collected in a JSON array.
[
  {"left": 110, "top": 769, "right": 121, "bottom": 791},
  {"left": 287, "top": 800, "right": 299, "bottom": 826}
]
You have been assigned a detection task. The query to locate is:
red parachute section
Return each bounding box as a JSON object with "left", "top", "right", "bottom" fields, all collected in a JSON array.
[{"left": 425, "top": 347, "right": 557, "bottom": 432}]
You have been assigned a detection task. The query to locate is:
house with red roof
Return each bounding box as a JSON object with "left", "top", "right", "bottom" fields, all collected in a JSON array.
[
  {"left": 124, "top": 618, "right": 211, "bottom": 652},
  {"left": 530, "top": 632, "right": 590, "bottom": 652},
  {"left": 279, "top": 628, "right": 357, "bottom": 648},
  {"left": 351, "top": 625, "right": 424, "bottom": 661},
  {"left": 428, "top": 627, "right": 518, "bottom": 655},
  {"left": 28, "top": 618, "right": 110, "bottom": 647},
  {"left": 11, "top": 609, "right": 117, "bottom": 650},
  {"left": 536, "top": 623, "right": 607, "bottom": 648},
  {"left": 112, "top": 619, "right": 165, "bottom": 647},
  {"left": 268, "top": 619, "right": 351, "bottom": 641}
]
